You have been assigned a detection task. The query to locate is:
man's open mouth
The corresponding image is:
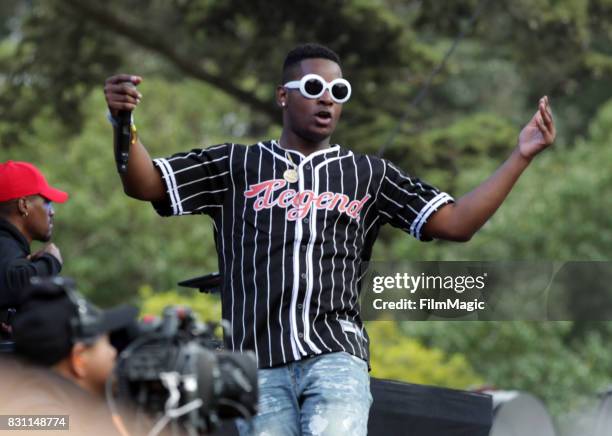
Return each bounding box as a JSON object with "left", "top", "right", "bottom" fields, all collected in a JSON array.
[{"left": 314, "top": 111, "right": 332, "bottom": 124}]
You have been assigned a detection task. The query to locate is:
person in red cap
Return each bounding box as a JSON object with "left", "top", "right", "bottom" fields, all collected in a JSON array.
[{"left": 0, "top": 161, "right": 69, "bottom": 337}]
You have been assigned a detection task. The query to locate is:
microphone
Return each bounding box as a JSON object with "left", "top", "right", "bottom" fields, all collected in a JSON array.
[{"left": 114, "top": 82, "right": 136, "bottom": 173}]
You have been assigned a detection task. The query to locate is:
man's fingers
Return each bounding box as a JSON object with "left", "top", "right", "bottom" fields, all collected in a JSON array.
[
  {"left": 105, "top": 74, "right": 142, "bottom": 86},
  {"left": 105, "top": 74, "right": 133, "bottom": 84},
  {"left": 106, "top": 90, "right": 140, "bottom": 112},
  {"left": 105, "top": 83, "right": 142, "bottom": 99},
  {"left": 108, "top": 102, "right": 138, "bottom": 112},
  {"left": 536, "top": 114, "right": 547, "bottom": 134},
  {"left": 539, "top": 100, "right": 546, "bottom": 115},
  {"left": 531, "top": 96, "right": 555, "bottom": 145},
  {"left": 106, "top": 92, "right": 140, "bottom": 105},
  {"left": 536, "top": 115, "right": 555, "bottom": 143},
  {"left": 541, "top": 95, "right": 553, "bottom": 118},
  {"left": 535, "top": 114, "right": 543, "bottom": 129},
  {"left": 537, "top": 97, "right": 554, "bottom": 129},
  {"left": 540, "top": 105, "right": 553, "bottom": 127},
  {"left": 103, "top": 76, "right": 143, "bottom": 112}
]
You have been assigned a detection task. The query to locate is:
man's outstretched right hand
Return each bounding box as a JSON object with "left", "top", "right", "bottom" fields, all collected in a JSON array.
[
  {"left": 102, "top": 74, "right": 166, "bottom": 202},
  {"left": 104, "top": 74, "right": 143, "bottom": 116}
]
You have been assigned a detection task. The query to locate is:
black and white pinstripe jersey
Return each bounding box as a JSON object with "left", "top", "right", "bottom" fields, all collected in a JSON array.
[{"left": 152, "top": 140, "right": 454, "bottom": 368}]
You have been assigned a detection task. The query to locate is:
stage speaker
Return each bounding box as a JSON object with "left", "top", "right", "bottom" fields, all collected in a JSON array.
[
  {"left": 593, "top": 387, "right": 612, "bottom": 436},
  {"left": 486, "top": 391, "right": 556, "bottom": 436},
  {"left": 368, "top": 378, "right": 492, "bottom": 436}
]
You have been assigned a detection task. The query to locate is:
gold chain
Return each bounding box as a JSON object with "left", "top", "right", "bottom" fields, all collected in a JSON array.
[{"left": 285, "top": 151, "right": 296, "bottom": 167}]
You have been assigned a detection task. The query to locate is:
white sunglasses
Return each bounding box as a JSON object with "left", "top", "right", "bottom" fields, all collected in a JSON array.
[{"left": 284, "top": 73, "right": 352, "bottom": 104}]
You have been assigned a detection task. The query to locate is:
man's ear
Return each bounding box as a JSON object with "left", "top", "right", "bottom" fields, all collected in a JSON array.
[
  {"left": 17, "top": 197, "right": 29, "bottom": 217},
  {"left": 69, "top": 343, "right": 88, "bottom": 378},
  {"left": 276, "top": 85, "right": 288, "bottom": 108}
]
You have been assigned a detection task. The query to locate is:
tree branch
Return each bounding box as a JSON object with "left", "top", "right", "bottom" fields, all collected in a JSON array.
[{"left": 59, "top": 0, "right": 279, "bottom": 122}]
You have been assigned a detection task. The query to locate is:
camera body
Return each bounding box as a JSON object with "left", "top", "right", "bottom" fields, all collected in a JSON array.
[{"left": 114, "top": 305, "right": 258, "bottom": 434}]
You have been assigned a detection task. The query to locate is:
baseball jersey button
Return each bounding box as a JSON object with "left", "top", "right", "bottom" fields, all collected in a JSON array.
[
  {"left": 297, "top": 304, "right": 303, "bottom": 309},
  {"left": 298, "top": 332, "right": 304, "bottom": 338},
  {"left": 300, "top": 245, "right": 306, "bottom": 252},
  {"left": 300, "top": 273, "right": 306, "bottom": 280},
  {"left": 304, "top": 218, "right": 309, "bottom": 223},
  {"left": 305, "top": 164, "right": 311, "bottom": 170}
]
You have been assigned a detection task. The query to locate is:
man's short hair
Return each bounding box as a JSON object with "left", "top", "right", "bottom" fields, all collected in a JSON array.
[{"left": 282, "top": 43, "right": 342, "bottom": 83}]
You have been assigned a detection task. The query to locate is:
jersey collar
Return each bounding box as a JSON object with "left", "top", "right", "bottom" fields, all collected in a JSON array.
[{"left": 270, "top": 140, "right": 340, "bottom": 164}]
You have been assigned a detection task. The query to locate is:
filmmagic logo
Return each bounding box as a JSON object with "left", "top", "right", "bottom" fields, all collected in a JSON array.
[
  {"left": 244, "top": 179, "right": 371, "bottom": 221},
  {"left": 372, "top": 272, "right": 488, "bottom": 294},
  {"left": 372, "top": 298, "right": 486, "bottom": 312}
]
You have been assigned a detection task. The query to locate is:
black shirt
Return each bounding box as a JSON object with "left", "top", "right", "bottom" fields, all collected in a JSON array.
[
  {"left": 0, "top": 218, "right": 62, "bottom": 308},
  {"left": 153, "top": 140, "right": 454, "bottom": 368}
]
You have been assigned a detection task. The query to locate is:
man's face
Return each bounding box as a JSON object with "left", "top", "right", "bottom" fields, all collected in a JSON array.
[
  {"left": 24, "top": 195, "right": 54, "bottom": 242},
  {"left": 280, "top": 58, "right": 345, "bottom": 143},
  {"left": 81, "top": 334, "right": 117, "bottom": 396}
]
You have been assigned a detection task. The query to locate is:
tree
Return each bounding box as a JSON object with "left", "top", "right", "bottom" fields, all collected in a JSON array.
[
  {"left": 2, "top": 1, "right": 611, "bottom": 426},
  {"left": 0, "top": 0, "right": 433, "bottom": 152}
]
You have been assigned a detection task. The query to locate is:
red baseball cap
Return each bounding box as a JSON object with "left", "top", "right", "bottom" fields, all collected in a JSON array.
[{"left": 0, "top": 161, "right": 69, "bottom": 203}]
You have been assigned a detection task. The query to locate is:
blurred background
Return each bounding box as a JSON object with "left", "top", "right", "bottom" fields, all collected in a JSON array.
[{"left": 0, "top": 0, "right": 611, "bottom": 433}]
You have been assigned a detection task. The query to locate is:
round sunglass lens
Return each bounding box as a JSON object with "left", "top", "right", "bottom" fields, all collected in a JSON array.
[
  {"left": 304, "top": 78, "right": 324, "bottom": 97},
  {"left": 332, "top": 83, "right": 349, "bottom": 100}
]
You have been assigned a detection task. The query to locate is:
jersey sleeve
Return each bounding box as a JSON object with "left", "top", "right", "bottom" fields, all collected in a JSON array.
[
  {"left": 152, "top": 143, "right": 231, "bottom": 217},
  {"left": 376, "top": 160, "right": 454, "bottom": 241}
]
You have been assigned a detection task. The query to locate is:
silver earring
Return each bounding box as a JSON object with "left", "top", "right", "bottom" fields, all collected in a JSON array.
[{"left": 281, "top": 102, "right": 286, "bottom": 107}]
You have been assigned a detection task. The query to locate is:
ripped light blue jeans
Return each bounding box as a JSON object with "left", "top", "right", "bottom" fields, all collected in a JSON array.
[{"left": 236, "top": 351, "right": 372, "bottom": 436}]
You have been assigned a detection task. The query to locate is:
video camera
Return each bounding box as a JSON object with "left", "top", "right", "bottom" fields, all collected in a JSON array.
[
  {"left": 3, "top": 275, "right": 257, "bottom": 434},
  {"left": 111, "top": 304, "right": 258, "bottom": 435}
]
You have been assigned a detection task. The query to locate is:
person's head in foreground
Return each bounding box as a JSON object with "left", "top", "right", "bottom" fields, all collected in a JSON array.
[{"left": 13, "top": 276, "right": 138, "bottom": 396}]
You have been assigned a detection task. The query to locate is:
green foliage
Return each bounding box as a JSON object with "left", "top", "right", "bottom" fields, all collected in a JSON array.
[
  {"left": 1, "top": 1, "right": 612, "bottom": 428},
  {"left": 0, "top": 0, "right": 435, "bottom": 150},
  {"left": 400, "top": 112, "right": 517, "bottom": 189},
  {"left": 138, "top": 286, "right": 222, "bottom": 322},
  {"left": 403, "top": 321, "right": 612, "bottom": 419},
  {"left": 587, "top": 98, "right": 612, "bottom": 143},
  {"left": 378, "top": 96, "right": 612, "bottom": 262},
  {"left": 367, "top": 321, "right": 482, "bottom": 388},
  {"left": 0, "top": 1, "right": 122, "bottom": 145}
]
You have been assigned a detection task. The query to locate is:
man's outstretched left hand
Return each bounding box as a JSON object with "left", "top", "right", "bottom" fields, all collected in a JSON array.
[{"left": 517, "top": 96, "right": 556, "bottom": 160}]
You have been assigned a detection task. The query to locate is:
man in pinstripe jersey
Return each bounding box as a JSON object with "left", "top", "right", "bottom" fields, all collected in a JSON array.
[{"left": 104, "top": 43, "right": 555, "bottom": 435}]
